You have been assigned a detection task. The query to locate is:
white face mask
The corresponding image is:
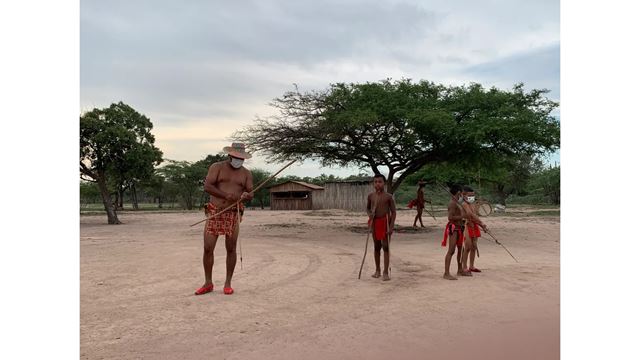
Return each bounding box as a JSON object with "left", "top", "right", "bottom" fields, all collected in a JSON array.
[
  {"left": 466, "top": 196, "right": 476, "bottom": 203},
  {"left": 230, "top": 158, "right": 244, "bottom": 169},
  {"left": 457, "top": 195, "right": 464, "bottom": 204}
]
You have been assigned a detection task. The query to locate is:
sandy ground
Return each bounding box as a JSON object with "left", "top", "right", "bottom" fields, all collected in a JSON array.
[{"left": 81, "top": 209, "right": 559, "bottom": 360}]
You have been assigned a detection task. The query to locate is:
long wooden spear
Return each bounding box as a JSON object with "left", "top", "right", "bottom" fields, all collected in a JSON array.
[
  {"left": 358, "top": 196, "right": 379, "bottom": 279},
  {"left": 437, "top": 183, "right": 518, "bottom": 263},
  {"left": 189, "top": 159, "right": 297, "bottom": 227},
  {"left": 424, "top": 200, "right": 437, "bottom": 222}
]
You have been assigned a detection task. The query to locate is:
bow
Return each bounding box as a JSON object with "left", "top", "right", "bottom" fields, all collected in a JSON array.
[{"left": 437, "top": 183, "right": 518, "bottom": 263}]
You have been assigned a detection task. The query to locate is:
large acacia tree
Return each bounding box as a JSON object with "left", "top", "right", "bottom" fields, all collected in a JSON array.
[
  {"left": 80, "top": 102, "right": 163, "bottom": 224},
  {"left": 234, "top": 79, "right": 560, "bottom": 193}
]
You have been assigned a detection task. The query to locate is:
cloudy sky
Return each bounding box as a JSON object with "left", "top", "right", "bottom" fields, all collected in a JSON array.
[{"left": 81, "top": 0, "right": 559, "bottom": 176}]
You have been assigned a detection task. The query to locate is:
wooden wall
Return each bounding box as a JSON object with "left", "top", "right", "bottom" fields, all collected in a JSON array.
[
  {"left": 313, "top": 182, "right": 373, "bottom": 211},
  {"left": 270, "top": 197, "right": 313, "bottom": 210}
]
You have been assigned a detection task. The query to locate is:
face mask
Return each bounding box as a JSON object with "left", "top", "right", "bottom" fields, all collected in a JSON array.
[
  {"left": 230, "top": 158, "right": 244, "bottom": 169},
  {"left": 466, "top": 196, "right": 476, "bottom": 203},
  {"left": 457, "top": 195, "right": 464, "bottom": 204}
]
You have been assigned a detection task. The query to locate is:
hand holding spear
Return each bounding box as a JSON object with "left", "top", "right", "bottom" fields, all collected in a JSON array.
[{"left": 190, "top": 159, "right": 297, "bottom": 227}]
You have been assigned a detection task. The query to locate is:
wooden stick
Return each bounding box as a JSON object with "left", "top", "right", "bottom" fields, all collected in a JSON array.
[
  {"left": 357, "top": 228, "right": 372, "bottom": 279},
  {"left": 386, "top": 212, "right": 391, "bottom": 275},
  {"left": 190, "top": 159, "right": 297, "bottom": 227},
  {"left": 358, "top": 197, "right": 379, "bottom": 279},
  {"left": 436, "top": 183, "right": 518, "bottom": 263},
  {"left": 485, "top": 229, "right": 518, "bottom": 263},
  {"left": 424, "top": 204, "right": 437, "bottom": 222}
]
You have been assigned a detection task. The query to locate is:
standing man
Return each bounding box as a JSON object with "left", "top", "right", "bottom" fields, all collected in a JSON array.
[
  {"left": 442, "top": 184, "right": 465, "bottom": 280},
  {"left": 461, "top": 186, "right": 487, "bottom": 274},
  {"left": 195, "top": 143, "right": 253, "bottom": 296},
  {"left": 412, "top": 180, "right": 428, "bottom": 228},
  {"left": 367, "top": 174, "right": 397, "bottom": 281}
]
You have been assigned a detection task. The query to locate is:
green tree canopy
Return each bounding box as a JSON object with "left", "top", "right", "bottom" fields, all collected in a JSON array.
[
  {"left": 234, "top": 79, "right": 560, "bottom": 193},
  {"left": 80, "top": 102, "right": 163, "bottom": 224},
  {"left": 528, "top": 165, "right": 560, "bottom": 205},
  {"left": 407, "top": 154, "right": 544, "bottom": 205}
]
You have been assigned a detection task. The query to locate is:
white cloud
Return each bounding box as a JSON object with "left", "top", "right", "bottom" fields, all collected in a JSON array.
[{"left": 81, "top": 0, "right": 560, "bottom": 176}]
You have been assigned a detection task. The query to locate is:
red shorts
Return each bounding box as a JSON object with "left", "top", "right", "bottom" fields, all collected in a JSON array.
[
  {"left": 442, "top": 222, "right": 464, "bottom": 247},
  {"left": 467, "top": 223, "right": 482, "bottom": 238},
  {"left": 204, "top": 203, "right": 243, "bottom": 236},
  {"left": 368, "top": 216, "right": 389, "bottom": 241}
]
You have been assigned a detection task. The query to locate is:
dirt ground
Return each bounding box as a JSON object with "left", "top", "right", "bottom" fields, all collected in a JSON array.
[{"left": 80, "top": 209, "right": 559, "bottom": 360}]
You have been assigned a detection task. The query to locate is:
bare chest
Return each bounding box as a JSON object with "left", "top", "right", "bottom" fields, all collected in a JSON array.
[{"left": 216, "top": 168, "right": 246, "bottom": 187}]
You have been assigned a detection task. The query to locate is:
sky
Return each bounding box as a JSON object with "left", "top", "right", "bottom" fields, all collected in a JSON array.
[{"left": 81, "top": 0, "right": 560, "bottom": 177}]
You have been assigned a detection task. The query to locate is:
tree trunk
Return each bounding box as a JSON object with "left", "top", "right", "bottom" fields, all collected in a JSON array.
[
  {"left": 260, "top": 198, "right": 264, "bottom": 210},
  {"left": 494, "top": 184, "right": 508, "bottom": 206},
  {"left": 97, "top": 173, "right": 120, "bottom": 224},
  {"left": 131, "top": 183, "right": 139, "bottom": 210},
  {"left": 116, "top": 186, "right": 124, "bottom": 210},
  {"left": 386, "top": 170, "right": 396, "bottom": 194}
]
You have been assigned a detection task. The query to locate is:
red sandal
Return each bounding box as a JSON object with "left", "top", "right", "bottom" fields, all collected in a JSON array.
[
  {"left": 223, "top": 287, "right": 234, "bottom": 295},
  {"left": 195, "top": 284, "right": 214, "bottom": 295},
  {"left": 469, "top": 267, "right": 482, "bottom": 273}
]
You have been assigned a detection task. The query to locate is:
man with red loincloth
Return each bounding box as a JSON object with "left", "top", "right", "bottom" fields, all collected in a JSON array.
[
  {"left": 412, "top": 179, "right": 429, "bottom": 228},
  {"left": 367, "top": 174, "right": 397, "bottom": 281},
  {"left": 442, "top": 184, "right": 465, "bottom": 280},
  {"left": 460, "top": 186, "right": 487, "bottom": 274},
  {"left": 194, "top": 143, "right": 253, "bottom": 296}
]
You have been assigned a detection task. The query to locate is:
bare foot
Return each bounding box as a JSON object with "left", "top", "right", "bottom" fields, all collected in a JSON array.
[
  {"left": 443, "top": 274, "right": 458, "bottom": 280},
  {"left": 382, "top": 273, "right": 390, "bottom": 281},
  {"left": 459, "top": 270, "right": 473, "bottom": 277},
  {"left": 371, "top": 271, "right": 381, "bottom": 278}
]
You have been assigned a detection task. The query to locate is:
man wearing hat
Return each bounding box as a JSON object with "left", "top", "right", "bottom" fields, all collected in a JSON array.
[{"left": 195, "top": 143, "right": 253, "bottom": 296}]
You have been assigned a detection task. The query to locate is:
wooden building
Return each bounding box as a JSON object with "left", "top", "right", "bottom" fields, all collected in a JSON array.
[
  {"left": 268, "top": 181, "right": 324, "bottom": 210},
  {"left": 312, "top": 180, "right": 373, "bottom": 211}
]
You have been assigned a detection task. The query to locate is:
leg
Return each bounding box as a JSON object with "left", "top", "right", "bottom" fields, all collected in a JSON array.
[
  {"left": 372, "top": 240, "right": 382, "bottom": 277},
  {"left": 470, "top": 238, "right": 479, "bottom": 271},
  {"left": 444, "top": 232, "right": 458, "bottom": 280},
  {"left": 203, "top": 231, "right": 219, "bottom": 286},
  {"left": 418, "top": 208, "right": 425, "bottom": 227},
  {"left": 456, "top": 243, "right": 463, "bottom": 275},
  {"left": 223, "top": 226, "right": 239, "bottom": 289},
  {"left": 460, "top": 236, "right": 473, "bottom": 276},
  {"left": 413, "top": 212, "right": 419, "bottom": 227},
  {"left": 382, "top": 240, "right": 390, "bottom": 281}
]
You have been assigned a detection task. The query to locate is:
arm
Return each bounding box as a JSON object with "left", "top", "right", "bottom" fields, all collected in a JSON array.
[
  {"left": 204, "top": 164, "right": 238, "bottom": 201},
  {"left": 388, "top": 195, "right": 397, "bottom": 234},
  {"left": 241, "top": 170, "right": 254, "bottom": 201},
  {"left": 366, "top": 194, "right": 373, "bottom": 219},
  {"left": 462, "top": 202, "right": 485, "bottom": 227}
]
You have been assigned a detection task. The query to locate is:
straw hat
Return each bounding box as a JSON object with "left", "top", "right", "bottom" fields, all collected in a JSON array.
[{"left": 222, "top": 142, "right": 252, "bottom": 159}]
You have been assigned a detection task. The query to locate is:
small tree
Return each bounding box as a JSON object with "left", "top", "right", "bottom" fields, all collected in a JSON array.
[
  {"left": 80, "top": 181, "right": 101, "bottom": 207},
  {"left": 80, "top": 102, "right": 163, "bottom": 224},
  {"left": 159, "top": 161, "right": 201, "bottom": 210},
  {"left": 139, "top": 172, "right": 167, "bottom": 208},
  {"left": 234, "top": 79, "right": 560, "bottom": 193},
  {"left": 159, "top": 154, "right": 226, "bottom": 210},
  {"left": 528, "top": 166, "right": 560, "bottom": 205},
  {"left": 248, "top": 169, "right": 274, "bottom": 209}
]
